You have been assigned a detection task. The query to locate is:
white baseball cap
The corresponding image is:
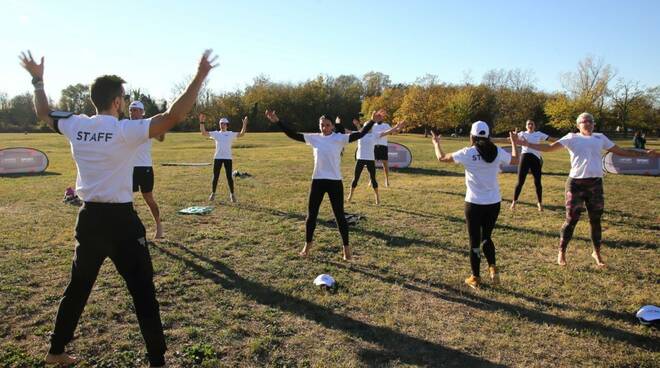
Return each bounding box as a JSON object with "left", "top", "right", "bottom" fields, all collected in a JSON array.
[
  {"left": 470, "top": 121, "right": 490, "bottom": 138},
  {"left": 218, "top": 117, "right": 230, "bottom": 124},
  {"left": 313, "top": 274, "right": 336, "bottom": 288},
  {"left": 129, "top": 101, "right": 144, "bottom": 110}
]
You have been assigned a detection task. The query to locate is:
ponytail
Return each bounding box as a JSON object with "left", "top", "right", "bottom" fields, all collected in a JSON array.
[{"left": 473, "top": 136, "right": 498, "bottom": 163}]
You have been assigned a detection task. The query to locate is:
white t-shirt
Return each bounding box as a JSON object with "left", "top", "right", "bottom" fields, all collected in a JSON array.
[
  {"left": 452, "top": 146, "right": 512, "bottom": 205},
  {"left": 58, "top": 114, "right": 150, "bottom": 203},
  {"left": 557, "top": 132, "right": 615, "bottom": 178},
  {"left": 303, "top": 133, "right": 351, "bottom": 180},
  {"left": 356, "top": 132, "right": 377, "bottom": 160},
  {"left": 209, "top": 131, "right": 238, "bottom": 159},
  {"left": 518, "top": 131, "right": 549, "bottom": 158},
  {"left": 134, "top": 138, "right": 153, "bottom": 167},
  {"left": 372, "top": 122, "right": 391, "bottom": 146}
]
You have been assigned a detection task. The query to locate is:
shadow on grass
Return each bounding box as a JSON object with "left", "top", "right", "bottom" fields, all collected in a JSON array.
[
  {"left": 237, "top": 203, "right": 467, "bottom": 255},
  {"left": 396, "top": 167, "right": 464, "bottom": 177},
  {"left": 0, "top": 171, "right": 61, "bottom": 178},
  {"left": 152, "top": 242, "right": 505, "bottom": 367},
  {"left": 321, "top": 260, "right": 658, "bottom": 351}
]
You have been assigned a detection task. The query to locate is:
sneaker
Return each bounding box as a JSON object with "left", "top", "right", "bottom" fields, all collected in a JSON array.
[
  {"left": 488, "top": 265, "right": 499, "bottom": 284},
  {"left": 464, "top": 275, "right": 480, "bottom": 289},
  {"left": 208, "top": 192, "right": 215, "bottom": 202},
  {"left": 229, "top": 193, "right": 237, "bottom": 203}
]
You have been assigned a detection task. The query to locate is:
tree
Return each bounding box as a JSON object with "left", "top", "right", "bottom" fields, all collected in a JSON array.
[
  {"left": 610, "top": 79, "right": 645, "bottom": 133},
  {"left": 7, "top": 93, "right": 37, "bottom": 131},
  {"left": 59, "top": 84, "right": 95, "bottom": 115},
  {"left": 362, "top": 71, "right": 391, "bottom": 97},
  {"left": 482, "top": 68, "right": 536, "bottom": 92},
  {"left": 559, "top": 56, "right": 615, "bottom": 127}
]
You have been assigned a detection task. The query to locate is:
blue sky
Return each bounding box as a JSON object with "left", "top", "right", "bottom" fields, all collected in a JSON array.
[{"left": 1, "top": 0, "right": 659, "bottom": 101}]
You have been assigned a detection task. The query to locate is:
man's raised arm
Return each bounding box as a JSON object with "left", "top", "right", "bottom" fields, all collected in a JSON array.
[
  {"left": 19, "top": 51, "right": 54, "bottom": 130},
  {"left": 149, "top": 50, "right": 218, "bottom": 138}
]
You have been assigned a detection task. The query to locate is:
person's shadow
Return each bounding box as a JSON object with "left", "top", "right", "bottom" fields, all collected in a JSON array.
[{"left": 152, "top": 242, "right": 507, "bottom": 367}]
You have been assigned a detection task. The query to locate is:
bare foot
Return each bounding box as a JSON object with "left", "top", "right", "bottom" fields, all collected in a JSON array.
[
  {"left": 591, "top": 251, "right": 606, "bottom": 267},
  {"left": 557, "top": 251, "right": 567, "bottom": 266},
  {"left": 384, "top": 180, "right": 389, "bottom": 188},
  {"left": 299, "top": 243, "right": 311, "bottom": 257},
  {"left": 510, "top": 201, "right": 516, "bottom": 210},
  {"left": 342, "top": 245, "right": 352, "bottom": 261},
  {"left": 45, "top": 353, "right": 77, "bottom": 365},
  {"left": 154, "top": 223, "right": 164, "bottom": 239},
  {"left": 537, "top": 203, "right": 543, "bottom": 212}
]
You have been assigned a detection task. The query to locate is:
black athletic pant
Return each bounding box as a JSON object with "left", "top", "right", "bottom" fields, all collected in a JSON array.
[
  {"left": 307, "top": 179, "right": 349, "bottom": 246},
  {"left": 351, "top": 159, "right": 378, "bottom": 188},
  {"left": 513, "top": 153, "right": 543, "bottom": 203},
  {"left": 212, "top": 158, "right": 234, "bottom": 194},
  {"left": 464, "top": 202, "right": 501, "bottom": 277},
  {"left": 49, "top": 202, "right": 166, "bottom": 366}
]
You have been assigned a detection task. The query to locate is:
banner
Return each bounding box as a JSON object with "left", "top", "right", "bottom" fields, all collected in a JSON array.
[
  {"left": 0, "top": 147, "right": 49, "bottom": 174},
  {"left": 603, "top": 149, "right": 659, "bottom": 176},
  {"left": 356, "top": 142, "right": 413, "bottom": 169}
]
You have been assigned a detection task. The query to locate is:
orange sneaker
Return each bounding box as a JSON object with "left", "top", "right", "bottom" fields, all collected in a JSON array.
[
  {"left": 488, "top": 265, "right": 499, "bottom": 284},
  {"left": 464, "top": 275, "right": 480, "bottom": 289}
]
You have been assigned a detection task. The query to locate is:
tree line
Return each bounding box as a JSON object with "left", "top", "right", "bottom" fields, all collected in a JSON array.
[{"left": 1, "top": 56, "right": 657, "bottom": 135}]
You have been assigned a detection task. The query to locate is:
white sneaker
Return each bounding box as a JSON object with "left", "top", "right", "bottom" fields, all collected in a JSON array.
[
  {"left": 229, "top": 193, "right": 237, "bottom": 203},
  {"left": 208, "top": 192, "right": 215, "bottom": 201}
]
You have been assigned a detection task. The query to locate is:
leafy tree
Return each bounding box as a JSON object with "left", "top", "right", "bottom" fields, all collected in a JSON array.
[
  {"left": 59, "top": 83, "right": 95, "bottom": 115},
  {"left": 362, "top": 71, "right": 391, "bottom": 97},
  {"left": 7, "top": 93, "right": 37, "bottom": 131}
]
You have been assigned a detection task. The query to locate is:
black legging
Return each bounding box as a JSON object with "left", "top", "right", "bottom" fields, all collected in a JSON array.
[
  {"left": 465, "top": 202, "right": 500, "bottom": 277},
  {"left": 212, "top": 159, "right": 234, "bottom": 194},
  {"left": 307, "top": 179, "right": 348, "bottom": 246},
  {"left": 351, "top": 159, "right": 378, "bottom": 188},
  {"left": 513, "top": 153, "right": 543, "bottom": 202}
]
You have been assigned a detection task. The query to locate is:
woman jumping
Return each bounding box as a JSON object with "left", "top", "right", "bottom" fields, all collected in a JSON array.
[
  {"left": 265, "top": 109, "right": 384, "bottom": 260},
  {"left": 200, "top": 113, "right": 248, "bottom": 202},
  {"left": 431, "top": 121, "right": 519, "bottom": 289},
  {"left": 510, "top": 119, "right": 553, "bottom": 211},
  {"left": 347, "top": 118, "right": 405, "bottom": 204},
  {"left": 514, "top": 112, "right": 657, "bottom": 267}
]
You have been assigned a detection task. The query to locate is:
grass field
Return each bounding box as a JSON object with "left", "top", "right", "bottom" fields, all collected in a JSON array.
[{"left": 1, "top": 132, "right": 658, "bottom": 368}]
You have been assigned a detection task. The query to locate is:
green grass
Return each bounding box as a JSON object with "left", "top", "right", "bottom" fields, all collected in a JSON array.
[{"left": 1, "top": 132, "right": 658, "bottom": 368}]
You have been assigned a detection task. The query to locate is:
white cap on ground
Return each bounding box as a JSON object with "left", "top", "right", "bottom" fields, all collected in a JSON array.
[
  {"left": 636, "top": 305, "right": 660, "bottom": 325},
  {"left": 313, "top": 274, "right": 336, "bottom": 288},
  {"left": 218, "top": 117, "right": 230, "bottom": 124},
  {"left": 129, "top": 100, "right": 144, "bottom": 110},
  {"left": 470, "top": 120, "right": 490, "bottom": 138}
]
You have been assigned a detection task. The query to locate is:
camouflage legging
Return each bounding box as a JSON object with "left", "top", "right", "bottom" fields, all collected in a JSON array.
[{"left": 559, "top": 178, "right": 604, "bottom": 252}]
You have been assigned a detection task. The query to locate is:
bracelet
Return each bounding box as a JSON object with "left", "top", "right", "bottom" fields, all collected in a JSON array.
[
  {"left": 31, "top": 76, "right": 43, "bottom": 85},
  {"left": 33, "top": 81, "right": 44, "bottom": 91}
]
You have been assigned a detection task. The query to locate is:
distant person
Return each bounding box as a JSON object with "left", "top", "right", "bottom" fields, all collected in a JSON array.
[
  {"left": 431, "top": 121, "right": 519, "bottom": 289},
  {"left": 372, "top": 113, "right": 393, "bottom": 187},
  {"left": 633, "top": 131, "right": 646, "bottom": 149},
  {"left": 20, "top": 49, "right": 217, "bottom": 367},
  {"left": 514, "top": 112, "right": 657, "bottom": 267},
  {"left": 129, "top": 100, "right": 165, "bottom": 239},
  {"left": 265, "top": 109, "right": 383, "bottom": 260},
  {"left": 199, "top": 113, "right": 248, "bottom": 202},
  {"left": 510, "top": 119, "right": 553, "bottom": 212},
  {"left": 347, "top": 118, "right": 405, "bottom": 204}
]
